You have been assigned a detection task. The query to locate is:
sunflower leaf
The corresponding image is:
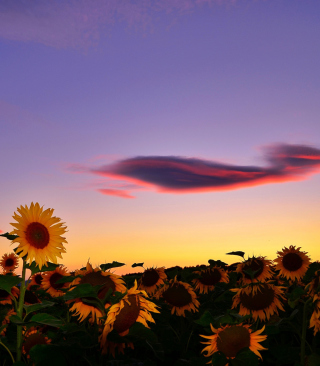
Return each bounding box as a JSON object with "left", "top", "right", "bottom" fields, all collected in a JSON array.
[
  {"left": 194, "top": 310, "right": 215, "bottom": 327},
  {"left": 29, "top": 313, "right": 64, "bottom": 327},
  {"left": 9, "top": 314, "right": 25, "bottom": 325},
  {"left": 132, "top": 262, "right": 144, "bottom": 268},
  {"left": 62, "top": 283, "right": 102, "bottom": 300},
  {"left": 100, "top": 261, "right": 126, "bottom": 271},
  {"left": 0, "top": 232, "right": 18, "bottom": 241},
  {"left": 23, "top": 300, "right": 55, "bottom": 316},
  {"left": 110, "top": 290, "right": 128, "bottom": 305},
  {"left": 232, "top": 348, "right": 259, "bottom": 366},
  {"left": 29, "top": 344, "right": 67, "bottom": 366},
  {"left": 127, "top": 322, "right": 158, "bottom": 344},
  {"left": 0, "top": 274, "right": 22, "bottom": 293},
  {"left": 211, "top": 351, "right": 228, "bottom": 366},
  {"left": 55, "top": 275, "right": 77, "bottom": 284},
  {"left": 25, "top": 261, "right": 60, "bottom": 275},
  {"left": 208, "top": 259, "right": 228, "bottom": 268},
  {"left": 226, "top": 251, "right": 245, "bottom": 258}
]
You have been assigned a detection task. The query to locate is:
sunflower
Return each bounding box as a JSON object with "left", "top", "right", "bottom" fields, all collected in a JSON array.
[
  {"left": 306, "top": 270, "right": 320, "bottom": 297},
  {"left": 100, "top": 339, "right": 134, "bottom": 358},
  {"left": 200, "top": 323, "right": 267, "bottom": 365},
  {"left": 24, "top": 289, "right": 41, "bottom": 305},
  {"left": 138, "top": 267, "right": 167, "bottom": 296},
  {"left": 0, "top": 308, "right": 16, "bottom": 336},
  {"left": 231, "top": 282, "right": 286, "bottom": 321},
  {"left": 274, "top": 245, "right": 311, "bottom": 281},
  {"left": 68, "top": 261, "right": 127, "bottom": 324},
  {"left": 0, "top": 286, "right": 19, "bottom": 305},
  {"left": 0, "top": 252, "right": 19, "bottom": 273},
  {"left": 192, "top": 266, "right": 229, "bottom": 294},
  {"left": 236, "top": 256, "right": 274, "bottom": 284},
  {"left": 22, "top": 327, "right": 51, "bottom": 359},
  {"left": 41, "top": 266, "right": 70, "bottom": 297},
  {"left": 154, "top": 275, "right": 200, "bottom": 317},
  {"left": 100, "top": 279, "right": 160, "bottom": 353},
  {"left": 10, "top": 202, "right": 67, "bottom": 269},
  {"left": 27, "top": 272, "right": 44, "bottom": 289},
  {"left": 309, "top": 294, "right": 320, "bottom": 335}
]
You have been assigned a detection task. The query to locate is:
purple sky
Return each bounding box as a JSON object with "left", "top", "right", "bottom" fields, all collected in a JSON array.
[{"left": 1, "top": 0, "right": 320, "bottom": 272}]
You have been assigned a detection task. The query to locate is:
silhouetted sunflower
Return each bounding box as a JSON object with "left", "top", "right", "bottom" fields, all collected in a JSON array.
[
  {"left": 22, "top": 327, "right": 51, "bottom": 359},
  {"left": 200, "top": 323, "right": 267, "bottom": 365},
  {"left": 0, "top": 252, "right": 19, "bottom": 273},
  {"left": 192, "top": 266, "right": 229, "bottom": 294},
  {"left": 138, "top": 267, "right": 167, "bottom": 296},
  {"left": 100, "top": 279, "right": 160, "bottom": 352},
  {"left": 274, "top": 245, "right": 311, "bottom": 281},
  {"left": 0, "top": 286, "right": 19, "bottom": 305},
  {"left": 309, "top": 294, "right": 320, "bottom": 335},
  {"left": 41, "top": 266, "right": 70, "bottom": 297},
  {"left": 236, "top": 256, "right": 274, "bottom": 284},
  {"left": 306, "top": 270, "right": 320, "bottom": 297},
  {"left": 155, "top": 275, "right": 200, "bottom": 317},
  {"left": 69, "top": 261, "right": 127, "bottom": 324},
  {"left": 231, "top": 282, "right": 286, "bottom": 321},
  {"left": 10, "top": 202, "right": 67, "bottom": 269}
]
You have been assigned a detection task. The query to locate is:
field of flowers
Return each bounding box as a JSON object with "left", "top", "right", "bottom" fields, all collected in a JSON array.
[{"left": 1, "top": 202, "right": 320, "bottom": 366}]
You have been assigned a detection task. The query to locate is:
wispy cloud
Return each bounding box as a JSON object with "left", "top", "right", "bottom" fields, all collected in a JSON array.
[
  {"left": 0, "top": 0, "right": 234, "bottom": 49},
  {"left": 67, "top": 143, "right": 320, "bottom": 198},
  {"left": 97, "top": 188, "right": 135, "bottom": 199}
]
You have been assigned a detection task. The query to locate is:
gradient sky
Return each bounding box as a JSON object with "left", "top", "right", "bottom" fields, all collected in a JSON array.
[{"left": 1, "top": 0, "right": 320, "bottom": 276}]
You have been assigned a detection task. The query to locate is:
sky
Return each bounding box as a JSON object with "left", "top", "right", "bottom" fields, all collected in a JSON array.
[{"left": 1, "top": 0, "right": 320, "bottom": 276}]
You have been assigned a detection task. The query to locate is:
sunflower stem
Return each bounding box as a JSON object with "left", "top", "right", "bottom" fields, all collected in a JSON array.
[
  {"left": 300, "top": 298, "right": 312, "bottom": 365},
  {"left": 0, "top": 339, "right": 15, "bottom": 364},
  {"left": 16, "top": 259, "right": 27, "bottom": 362}
]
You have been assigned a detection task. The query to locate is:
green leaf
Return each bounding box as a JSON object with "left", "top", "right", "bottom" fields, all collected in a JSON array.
[
  {"left": 208, "top": 259, "right": 227, "bottom": 267},
  {"left": 0, "top": 232, "right": 18, "bottom": 241},
  {"left": 9, "top": 314, "right": 25, "bottom": 325},
  {"left": 29, "top": 344, "right": 67, "bottom": 366},
  {"left": 23, "top": 300, "right": 55, "bottom": 316},
  {"left": 132, "top": 262, "right": 144, "bottom": 268},
  {"left": 232, "top": 348, "right": 259, "bottom": 366},
  {"left": 211, "top": 351, "right": 228, "bottom": 366},
  {"left": 100, "top": 261, "right": 125, "bottom": 271},
  {"left": 63, "top": 283, "right": 101, "bottom": 300},
  {"left": 55, "top": 275, "right": 77, "bottom": 284},
  {"left": 0, "top": 274, "right": 22, "bottom": 293},
  {"left": 110, "top": 290, "right": 128, "bottom": 305},
  {"left": 128, "top": 322, "right": 158, "bottom": 344},
  {"left": 29, "top": 313, "right": 64, "bottom": 327},
  {"left": 25, "top": 261, "right": 60, "bottom": 275},
  {"left": 226, "top": 251, "right": 245, "bottom": 258},
  {"left": 194, "top": 310, "right": 215, "bottom": 327}
]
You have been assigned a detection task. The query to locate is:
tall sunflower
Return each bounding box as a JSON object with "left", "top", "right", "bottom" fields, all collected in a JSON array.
[
  {"left": 0, "top": 253, "right": 19, "bottom": 273},
  {"left": 41, "top": 266, "right": 70, "bottom": 297},
  {"left": 200, "top": 323, "right": 267, "bottom": 365},
  {"left": 231, "top": 282, "right": 286, "bottom": 321},
  {"left": 68, "top": 262, "right": 127, "bottom": 324},
  {"left": 154, "top": 275, "right": 200, "bottom": 317},
  {"left": 100, "top": 279, "right": 160, "bottom": 354},
  {"left": 22, "top": 327, "right": 51, "bottom": 359},
  {"left": 192, "top": 266, "right": 229, "bottom": 294},
  {"left": 138, "top": 267, "right": 167, "bottom": 296},
  {"left": 236, "top": 256, "right": 274, "bottom": 284},
  {"left": 274, "top": 245, "right": 311, "bottom": 281},
  {"left": 10, "top": 202, "right": 67, "bottom": 269}
]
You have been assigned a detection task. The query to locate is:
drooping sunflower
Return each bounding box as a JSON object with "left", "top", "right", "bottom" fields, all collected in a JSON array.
[
  {"left": 192, "top": 266, "right": 229, "bottom": 294},
  {"left": 236, "top": 256, "right": 274, "bottom": 284},
  {"left": 0, "top": 252, "right": 19, "bottom": 273},
  {"left": 274, "top": 245, "right": 311, "bottom": 281},
  {"left": 138, "top": 267, "right": 167, "bottom": 296},
  {"left": 200, "top": 323, "right": 267, "bottom": 365},
  {"left": 100, "top": 279, "right": 160, "bottom": 353},
  {"left": 0, "top": 286, "right": 19, "bottom": 305},
  {"left": 41, "top": 266, "right": 70, "bottom": 297},
  {"left": 0, "top": 308, "right": 16, "bottom": 336},
  {"left": 154, "top": 275, "right": 200, "bottom": 317},
  {"left": 22, "top": 327, "right": 51, "bottom": 359},
  {"left": 231, "top": 282, "right": 286, "bottom": 321},
  {"left": 68, "top": 261, "right": 127, "bottom": 324},
  {"left": 10, "top": 202, "right": 67, "bottom": 269}
]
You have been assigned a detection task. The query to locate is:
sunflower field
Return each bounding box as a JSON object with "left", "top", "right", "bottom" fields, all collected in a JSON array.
[{"left": 1, "top": 203, "right": 320, "bottom": 366}]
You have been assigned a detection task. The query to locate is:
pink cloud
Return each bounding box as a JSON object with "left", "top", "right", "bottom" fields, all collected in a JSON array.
[
  {"left": 0, "top": 230, "right": 3, "bottom": 234},
  {"left": 97, "top": 188, "right": 135, "bottom": 199}
]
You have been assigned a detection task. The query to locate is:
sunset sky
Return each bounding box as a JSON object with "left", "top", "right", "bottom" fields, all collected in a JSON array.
[{"left": 1, "top": 0, "right": 320, "bottom": 276}]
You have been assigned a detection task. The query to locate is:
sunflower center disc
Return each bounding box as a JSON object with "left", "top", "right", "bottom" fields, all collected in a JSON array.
[
  {"left": 80, "top": 271, "right": 116, "bottom": 299},
  {"left": 0, "top": 289, "right": 9, "bottom": 300},
  {"left": 25, "top": 222, "right": 50, "bottom": 249},
  {"left": 240, "top": 284, "right": 275, "bottom": 311},
  {"left": 142, "top": 269, "right": 160, "bottom": 287},
  {"left": 162, "top": 283, "right": 192, "bottom": 307},
  {"left": 24, "top": 290, "right": 40, "bottom": 304},
  {"left": 217, "top": 326, "right": 250, "bottom": 357},
  {"left": 282, "top": 252, "right": 303, "bottom": 271},
  {"left": 242, "top": 259, "right": 264, "bottom": 279},
  {"left": 34, "top": 274, "right": 43, "bottom": 285},
  {"left": 113, "top": 294, "right": 140, "bottom": 334},
  {"left": 23, "top": 333, "right": 47, "bottom": 356},
  {"left": 49, "top": 273, "right": 64, "bottom": 290},
  {"left": 5, "top": 258, "right": 14, "bottom": 267},
  {"left": 199, "top": 269, "right": 222, "bottom": 286}
]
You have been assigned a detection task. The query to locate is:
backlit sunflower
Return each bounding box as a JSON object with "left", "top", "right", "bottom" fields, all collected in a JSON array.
[
  {"left": 192, "top": 266, "right": 229, "bottom": 294},
  {"left": 0, "top": 252, "right": 19, "bottom": 273},
  {"left": 231, "top": 282, "right": 286, "bottom": 321},
  {"left": 0, "top": 308, "right": 16, "bottom": 336},
  {"left": 100, "top": 279, "right": 160, "bottom": 353},
  {"left": 69, "top": 262, "right": 127, "bottom": 324},
  {"left": 138, "top": 266, "right": 167, "bottom": 296},
  {"left": 27, "top": 272, "right": 44, "bottom": 289},
  {"left": 10, "top": 202, "right": 67, "bottom": 269},
  {"left": 0, "top": 286, "right": 19, "bottom": 305},
  {"left": 200, "top": 323, "right": 267, "bottom": 365},
  {"left": 22, "top": 327, "right": 51, "bottom": 359},
  {"left": 236, "top": 256, "right": 274, "bottom": 284},
  {"left": 154, "top": 275, "right": 200, "bottom": 317},
  {"left": 41, "top": 266, "right": 70, "bottom": 297},
  {"left": 274, "top": 245, "right": 311, "bottom": 281}
]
